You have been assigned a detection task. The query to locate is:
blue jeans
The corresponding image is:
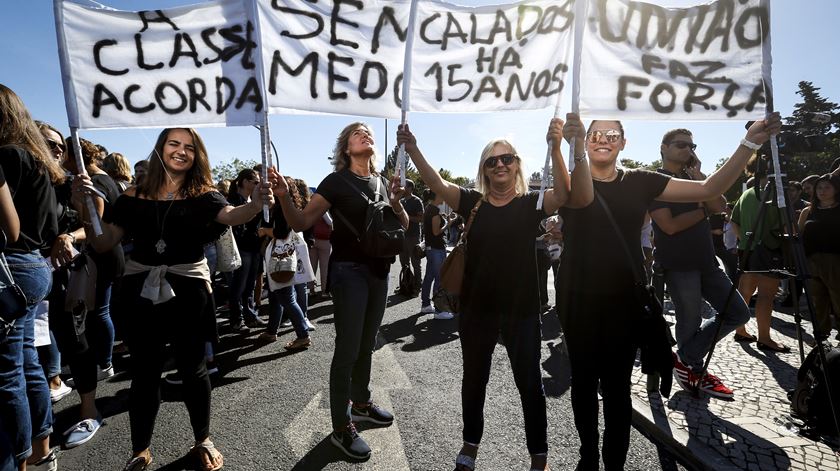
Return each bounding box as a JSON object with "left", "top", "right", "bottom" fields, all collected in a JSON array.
[
  {"left": 229, "top": 249, "right": 261, "bottom": 322},
  {"left": 421, "top": 247, "right": 446, "bottom": 307},
  {"left": 328, "top": 261, "right": 388, "bottom": 429},
  {"left": 294, "top": 283, "right": 308, "bottom": 318},
  {"left": 0, "top": 252, "right": 53, "bottom": 464},
  {"left": 92, "top": 282, "right": 115, "bottom": 368},
  {"left": 37, "top": 329, "right": 62, "bottom": 380},
  {"left": 665, "top": 265, "right": 752, "bottom": 373},
  {"left": 267, "top": 285, "right": 308, "bottom": 339}
]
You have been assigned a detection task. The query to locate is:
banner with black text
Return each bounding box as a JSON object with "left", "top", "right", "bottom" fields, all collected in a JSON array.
[
  {"left": 56, "top": 0, "right": 263, "bottom": 129},
  {"left": 578, "top": 0, "right": 769, "bottom": 119}
]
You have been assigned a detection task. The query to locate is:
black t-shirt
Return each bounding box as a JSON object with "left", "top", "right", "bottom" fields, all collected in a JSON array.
[
  {"left": 648, "top": 168, "right": 716, "bottom": 271},
  {"left": 316, "top": 169, "right": 393, "bottom": 278},
  {"left": 457, "top": 188, "right": 546, "bottom": 318},
  {"left": 89, "top": 173, "right": 125, "bottom": 281},
  {"left": 559, "top": 169, "right": 670, "bottom": 296},
  {"left": 227, "top": 192, "right": 261, "bottom": 253},
  {"left": 0, "top": 145, "right": 58, "bottom": 253},
  {"left": 423, "top": 204, "right": 446, "bottom": 250},
  {"left": 402, "top": 194, "right": 423, "bottom": 238},
  {"left": 108, "top": 191, "right": 228, "bottom": 266},
  {"left": 803, "top": 204, "right": 840, "bottom": 256}
]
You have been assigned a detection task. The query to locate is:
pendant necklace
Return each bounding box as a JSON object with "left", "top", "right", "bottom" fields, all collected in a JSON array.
[{"left": 155, "top": 190, "right": 178, "bottom": 254}]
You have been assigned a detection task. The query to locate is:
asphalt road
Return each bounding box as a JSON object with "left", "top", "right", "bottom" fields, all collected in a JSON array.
[{"left": 51, "top": 263, "right": 688, "bottom": 470}]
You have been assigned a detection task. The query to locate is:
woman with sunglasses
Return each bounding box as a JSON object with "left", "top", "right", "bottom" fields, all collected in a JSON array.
[
  {"left": 71, "top": 127, "right": 273, "bottom": 471},
  {"left": 556, "top": 112, "right": 781, "bottom": 470},
  {"left": 397, "top": 118, "right": 591, "bottom": 471}
]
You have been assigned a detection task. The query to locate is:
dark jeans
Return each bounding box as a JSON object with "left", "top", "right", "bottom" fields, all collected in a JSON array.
[
  {"left": 229, "top": 249, "right": 261, "bottom": 323},
  {"left": 459, "top": 313, "right": 547, "bottom": 454},
  {"left": 0, "top": 252, "right": 53, "bottom": 464},
  {"left": 559, "top": 291, "right": 638, "bottom": 471},
  {"left": 267, "top": 285, "right": 308, "bottom": 339},
  {"left": 294, "top": 283, "right": 308, "bottom": 318},
  {"left": 537, "top": 248, "right": 552, "bottom": 307},
  {"left": 328, "top": 261, "right": 388, "bottom": 429},
  {"left": 123, "top": 274, "right": 212, "bottom": 452},
  {"left": 399, "top": 235, "right": 422, "bottom": 289}
]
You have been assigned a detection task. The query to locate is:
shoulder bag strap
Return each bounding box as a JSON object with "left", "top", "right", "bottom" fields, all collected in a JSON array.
[
  {"left": 594, "top": 190, "right": 647, "bottom": 286},
  {"left": 331, "top": 171, "right": 381, "bottom": 242},
  {"left": 456, "top": 198, "right": 483, "bottom": 246}
]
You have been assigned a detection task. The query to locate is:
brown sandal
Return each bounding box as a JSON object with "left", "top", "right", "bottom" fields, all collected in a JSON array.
[
  {"left": 284, "top": 337, "right": 312, "bottom": 350},
  {"left": 190, "top": 440, "right": 224, "bottom": 471},
  {"left": 122, "top": 454, "right": 153, "bottom": 471}
]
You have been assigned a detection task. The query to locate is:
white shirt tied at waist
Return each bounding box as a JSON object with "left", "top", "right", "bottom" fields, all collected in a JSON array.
[{"left": 124, "top": 258, "right": 212, "bottom": 305}]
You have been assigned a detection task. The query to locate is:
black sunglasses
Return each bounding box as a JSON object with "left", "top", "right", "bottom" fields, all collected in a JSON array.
[
  {"left": 669, "top": 141, "right": 697, "bottom": 151},
  {"left": 47, "top": 140, "right": 66, "bottom": 152},
  {"left": 484, "top": 153, "right": 518, "bottom": 168}
]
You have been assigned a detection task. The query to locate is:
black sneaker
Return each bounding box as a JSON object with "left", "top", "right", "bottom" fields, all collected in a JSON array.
[
  {"left": 330, "top": 423, "right": 371, "bottom": 460},
  {"left": 230, "top": 320, "right": 249, "bottom": 333},
  {"left": 245, "top": 317, "right": 267, "bottom": 328},
  {"left": 351, "top": 402, "right": 394, "bottom": 426}
]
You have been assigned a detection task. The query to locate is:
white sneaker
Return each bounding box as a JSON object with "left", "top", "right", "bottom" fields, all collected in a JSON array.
[
  {"left": 97, "top": 364, "right": 114, "bottom": 381},
  {"left": 420, "top": 305, "right": 435, "bottom": 314},
  {"left": 304, "top": 318, "right": 316, "bottom": 331},
  {"left": 434, "top": 311, "right": 454, "bottom": 320},
  {"left": 50, "top": 380, "right": 73, "bottom": 404}
]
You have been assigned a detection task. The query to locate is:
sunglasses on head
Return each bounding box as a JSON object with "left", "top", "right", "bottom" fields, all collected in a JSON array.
[
  {"left": 484, "top": 153, "right": 518, "bottom": 168},
  {"left": 47, "top": 140, "right": 66, "bottom": 152},
  {"left": 668, "top": 141, "right": 697, "bottom": 151},
  {"left": 585, "top": 129, "right": 622, "bottom": 144}
]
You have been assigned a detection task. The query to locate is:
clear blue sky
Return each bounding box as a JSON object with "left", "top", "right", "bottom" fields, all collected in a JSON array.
[{"left": 2, "top": 0, "right": 838, "bottom": 187}]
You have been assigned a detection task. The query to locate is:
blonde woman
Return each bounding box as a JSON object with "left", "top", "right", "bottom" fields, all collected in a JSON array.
[{"left": 397, "top": 118, "right": 588, "bottom": 471}]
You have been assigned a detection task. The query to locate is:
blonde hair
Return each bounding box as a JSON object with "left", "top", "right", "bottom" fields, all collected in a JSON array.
[
  {"left": 475, "top": 139, "right": 528, "bottom": 198},
  {"left": 101, "top": 152, "right": 132, "bottom": 183},
  {"left": 331, "top": 122, "right": 378, "bottom": 174},
  {"left": 0, "top": 84, "right": 65, "bottom": 184}
]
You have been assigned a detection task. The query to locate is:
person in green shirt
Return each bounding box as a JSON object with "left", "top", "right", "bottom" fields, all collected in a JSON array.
[{"left": 731, "top": 155, "right": 788, "bottom": 352}]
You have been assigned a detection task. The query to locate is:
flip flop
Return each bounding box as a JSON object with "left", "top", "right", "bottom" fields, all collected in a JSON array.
[
  {"left": 122, "top": 455, "right": 153, "bottom": 471},
  {"left": 191, "top": 440, "right": 224, "bottom": 471},
  {"left": 757, "top": 341, "right": 791, "bottom": 353},
  {"left": 733, "top": 333, "right": 757, "bottom": 342}
]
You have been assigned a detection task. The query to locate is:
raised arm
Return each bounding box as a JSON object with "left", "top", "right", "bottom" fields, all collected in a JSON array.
[
  {"left": 215, "top": 180, "right": 274, "bottom": 226},
  {"left": 269, "top": 167, "right": 331, "bottom": 232},
  {"left": 396, "top": 124, "right": 462, "bottom": 211},
  {"left": 649, "top": 206, "right": 706, "bottom": 235},
  {"left": 562, "top": 113, "right": 594, "bottom": 209},
  {"left": 657, "top": 112, "right": 782, "bottom": 203},
  {"left": 797, "top": 205, "right": 811, "bottom": 234},
  {"left": 541, "top": 117, "right": 570, "bottom": 215}
]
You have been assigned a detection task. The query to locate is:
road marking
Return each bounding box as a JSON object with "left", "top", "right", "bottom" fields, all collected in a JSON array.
[{"left": 283, "top": 344, "right": 412, "bottom": 468}]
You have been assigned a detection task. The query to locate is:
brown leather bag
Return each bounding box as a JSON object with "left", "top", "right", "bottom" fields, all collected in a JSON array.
[{"left": 432, "top": 199, "right": 482, "bottom": 313}]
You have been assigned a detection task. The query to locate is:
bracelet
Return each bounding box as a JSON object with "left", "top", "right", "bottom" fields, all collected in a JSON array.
[
  {"left": 573, "top": 154, "right": 586, "bottom": 163},
  {"left": 67, "top": 232, "right": 76, "bottom": 244},
  {"left": 740, "top": 138, "right": 762, "bottom": 150}
]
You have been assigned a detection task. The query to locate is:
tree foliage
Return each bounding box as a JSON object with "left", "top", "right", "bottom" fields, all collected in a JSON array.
[
  {"left": 382, "top": 144, "right": 473, "bottom": 197},
  {"left": 619, "top": 158, "right": 660, "bottom": 171},
  {"left": 212, "top": 157, "right": 259, "bottom": 182}
]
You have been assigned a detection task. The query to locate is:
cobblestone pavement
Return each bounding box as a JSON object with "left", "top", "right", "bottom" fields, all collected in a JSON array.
[{"left": 630, "top": 300, "right": 840, "bottom": 471}]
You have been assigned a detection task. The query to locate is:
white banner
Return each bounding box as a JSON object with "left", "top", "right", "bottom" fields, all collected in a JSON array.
[
  {"left": 258, "top": 0, "right": 411, "bottom": 119},
  {"left": 56, "top": 0, "right": 263, "bottom": 129},
  {"left": 578, "top": 0, "right": 769, "bottom": 119},
  {"left": 409, "top": 0, "right": 575, "bottom": 113}
]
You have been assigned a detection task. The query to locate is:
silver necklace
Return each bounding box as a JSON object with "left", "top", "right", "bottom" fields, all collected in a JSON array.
[
  {"left": 155, "top": 196, "right": 177, "bottom": 254},
  {"left": 592, "top": 169, "right": 618, "bottom": 182}
]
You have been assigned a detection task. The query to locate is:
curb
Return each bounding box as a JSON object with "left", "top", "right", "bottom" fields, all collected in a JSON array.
[{"left": 630, "top": 395, "right": 741, "bottom": 471}]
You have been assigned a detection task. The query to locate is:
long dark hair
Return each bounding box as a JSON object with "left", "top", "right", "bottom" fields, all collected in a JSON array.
[
  {"left": 811, "top": 174, "right": 840, "bottom": 208},
  {"left": 0, "top": 84, "right": 65, "bottom": 184},
  {"left": 138, "top": 128, "right": 214, "bottom": 199},
  {"left": 233, "top": 168, "right": 258, "bottom": 193}
]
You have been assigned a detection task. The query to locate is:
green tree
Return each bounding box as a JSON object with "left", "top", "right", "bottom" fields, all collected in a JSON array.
[
  {"left": 212, "top": 157, "right": 259, "bottom": 182},
  {"left": 619, "top": 158, "right": 660, "bottom": 171},
  {"left": 382, "top": 144, "right": 473, "bottom": 196}
]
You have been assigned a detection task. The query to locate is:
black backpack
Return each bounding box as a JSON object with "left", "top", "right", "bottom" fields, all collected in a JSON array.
[
  {"left": 789, "top": 342, "right": 840, "bottom": 436},
  {"left": 333, "top": 173, "right": 405, "bottom": 259}
]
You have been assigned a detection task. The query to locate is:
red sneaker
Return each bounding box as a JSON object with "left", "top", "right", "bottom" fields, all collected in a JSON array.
[
  {"left": 672, "top": 352, "right": 694, "bottom": 391},
  {"left": 698, "top": 372, "right": 734, "bottom": 399}
]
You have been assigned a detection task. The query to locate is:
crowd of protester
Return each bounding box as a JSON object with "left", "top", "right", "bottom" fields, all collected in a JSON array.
[{"left": 3, "top": 76, "right": 840, "bottom": 471}]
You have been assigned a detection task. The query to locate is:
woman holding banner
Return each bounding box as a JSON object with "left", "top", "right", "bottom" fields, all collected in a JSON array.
[
  {"left": 555, "top": 112, "right": 780, "bottom": 470},
  {"left": 271, "top": 122, "right": 408, "bottom": 461},
  {"left": 71, "top": 127, "right": 274, "bottom": 471},
  {"left": 396, "top": 118, "right": 589, "bottom": 471}
]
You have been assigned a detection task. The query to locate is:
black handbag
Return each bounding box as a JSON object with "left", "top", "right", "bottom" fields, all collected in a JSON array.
[{"left": 594, "top": 191, "right": 662, "bottom": 321}]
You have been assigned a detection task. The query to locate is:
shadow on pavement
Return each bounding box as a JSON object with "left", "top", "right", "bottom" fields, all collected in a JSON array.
[
  {"left": 378, "top": 312, "right": 459, "bottom": 352},
  {"left": 541, "top": 340, "right": 570, "bottom": 398},
  {"left": 290, "top": 435, "right": 369, "bottom": 470}
]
